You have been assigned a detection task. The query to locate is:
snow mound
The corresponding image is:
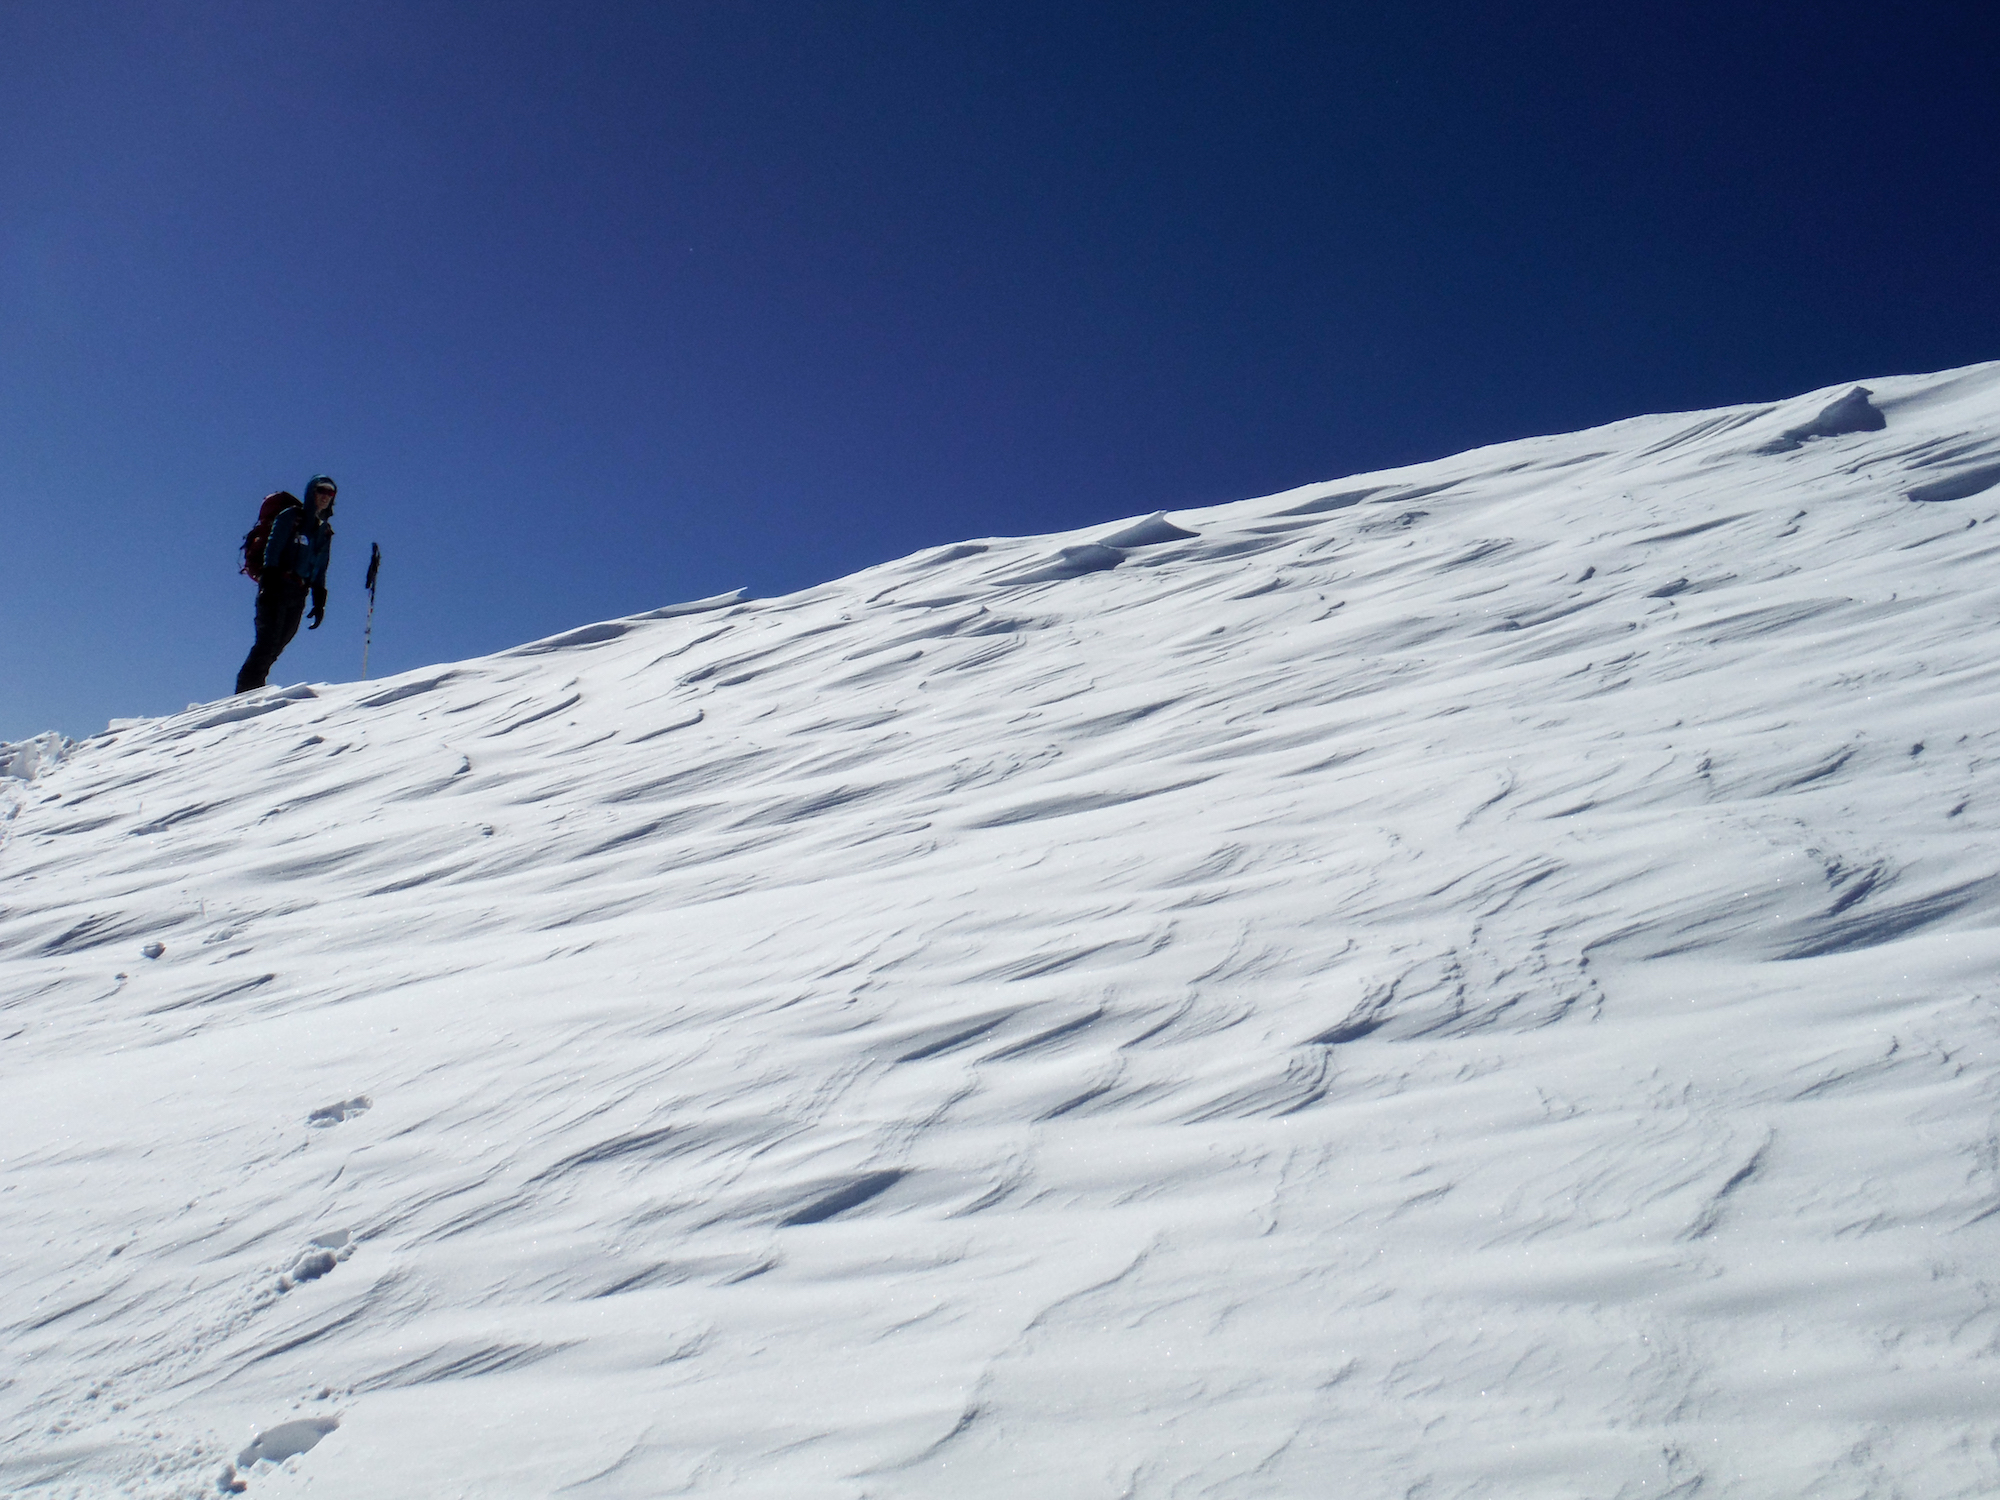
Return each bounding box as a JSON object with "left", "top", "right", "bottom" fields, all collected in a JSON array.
[
  {"left": 1908, "top": 457, "right": 2000, "bottom": 504},
  {"left": 1758, "top": 383, "right": 1888, "bottom": 451},
  {"left": 7, "top": 361, "right": 2000, "bottom": 1499},
  {"left": 507, "top": 589, "right": 749, "bottom": 655},
  {"left": 1096, "top": 510, "right": 1200, "bottom": 548},
  {"left": 236, "top": 1416, "right": 338, "bottom": 1468},
  {"left": 993, "top": 540, "right": 1127, "bottom": 583}
]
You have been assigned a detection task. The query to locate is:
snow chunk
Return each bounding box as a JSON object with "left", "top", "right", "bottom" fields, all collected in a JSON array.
[
  {"left": 308, "top": 1095, "right": 372, "bottom": 1127},
  {"left": 0, "top": 731, "right": 69, "bottom": 783},
  {"left": 0, "top": 733, "right": 71, "bottom": 851},
  {"left": 1095, "top": 511, "right": 1199, "bottom": 548},
  {"left": 286, "top": 1248, "right": 338, "bottom": 1284},
  {"left": 277, "top": 1228, "right": 357, "bottom": 1291}
]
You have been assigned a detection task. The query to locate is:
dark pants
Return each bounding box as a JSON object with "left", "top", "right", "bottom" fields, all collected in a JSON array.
[{"left": 236, "top": 580, "right": 307, "bottom": 694}]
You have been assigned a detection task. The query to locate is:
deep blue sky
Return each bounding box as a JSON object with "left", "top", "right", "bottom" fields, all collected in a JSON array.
[{"left": 4, "top": 1, "right": 1996, "bottom": 741}]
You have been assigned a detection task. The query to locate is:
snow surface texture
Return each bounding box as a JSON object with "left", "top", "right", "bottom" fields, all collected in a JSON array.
[{"left": 6, "top": 367, "right": 2000, "bottom": 1498}]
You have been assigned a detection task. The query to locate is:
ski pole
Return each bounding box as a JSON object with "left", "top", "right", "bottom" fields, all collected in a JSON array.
[{"left": 361, "top": 543, "right": 381, "bottom": 679}]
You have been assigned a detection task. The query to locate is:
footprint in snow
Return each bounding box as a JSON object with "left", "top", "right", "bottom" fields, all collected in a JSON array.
[
  {"left": 278, "top": 1230, "right": 355, "bottom": 1291},
  {"left": 307, "top": 1095, "right": 371, "bottom": 1127}
]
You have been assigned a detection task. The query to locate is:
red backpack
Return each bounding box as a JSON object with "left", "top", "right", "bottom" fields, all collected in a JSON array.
[{"left": 240, "top": 492, "right": 301, "bottom": 581}]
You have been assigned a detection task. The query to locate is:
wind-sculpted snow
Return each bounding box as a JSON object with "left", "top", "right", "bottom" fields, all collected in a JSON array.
[
  {"left": 6, "top": 363, "right": 2000, "bottom": 1498},
  {"left": 0, "top": 731, "right": 72, "bottom": 853}
]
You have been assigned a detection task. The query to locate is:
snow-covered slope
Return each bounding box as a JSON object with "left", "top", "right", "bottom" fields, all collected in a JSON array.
[{"left": 7, "top": 364, "right": 2000, "bottom": 1499}]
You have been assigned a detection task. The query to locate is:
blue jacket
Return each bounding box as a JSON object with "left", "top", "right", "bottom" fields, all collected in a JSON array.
[{"left": 262, "top": 504, "right": 333, "bottom": 593}]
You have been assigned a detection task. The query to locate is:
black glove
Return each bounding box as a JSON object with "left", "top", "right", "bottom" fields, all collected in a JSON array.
[{"left": 308, "top": 586, "right": 327, "bottom": 629}]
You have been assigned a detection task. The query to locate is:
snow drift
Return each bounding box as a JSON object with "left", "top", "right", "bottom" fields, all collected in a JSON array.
[{"left": 5, "top": 365, "right": 2000, "bottom": 1498}]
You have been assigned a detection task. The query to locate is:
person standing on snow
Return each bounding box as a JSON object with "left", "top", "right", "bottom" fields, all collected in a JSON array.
[{"left": 235, "top": 475, "right": 336, "bottom": 694}]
